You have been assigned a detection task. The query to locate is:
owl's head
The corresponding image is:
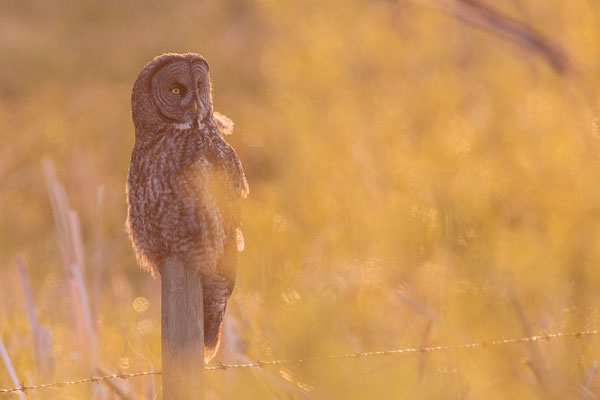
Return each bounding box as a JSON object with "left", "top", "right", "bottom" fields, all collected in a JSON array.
[{"left": 131, "top": 53, "right": 214, "bottom": 136}]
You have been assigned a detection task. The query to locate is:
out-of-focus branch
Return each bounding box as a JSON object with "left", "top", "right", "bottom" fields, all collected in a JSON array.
[
  {"left": 17, "top": 255, "right": 55, "bottom": 379},
  {"left": 0, "top": 338, "right": 26, "bottom": 400},
  {"left": 414, "top": 0, "right": 574, "bottom": 74},
  {"left": 42, "top": 158, "right": 98, "bottom": 370}
]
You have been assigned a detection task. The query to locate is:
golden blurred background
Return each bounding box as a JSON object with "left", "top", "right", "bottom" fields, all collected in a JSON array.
[{"left": 1, "top": 0, "right": 600, "bottom": 398}]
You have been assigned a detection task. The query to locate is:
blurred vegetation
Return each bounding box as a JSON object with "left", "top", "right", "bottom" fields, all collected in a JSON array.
[{"left": 1, "top": 0, "right": 600, "bottom": 398}]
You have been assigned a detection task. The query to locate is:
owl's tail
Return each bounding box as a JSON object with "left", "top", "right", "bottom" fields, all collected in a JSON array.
[{"left": 204, "top": 322, "right": 223, "bottom": 363}]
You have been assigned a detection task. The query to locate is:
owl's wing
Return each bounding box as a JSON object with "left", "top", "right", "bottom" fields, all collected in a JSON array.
[
  {"left": 202, "top": 142, "right": 247, "bottom": 359},
  {"left": 206, "top": 140, "right": 249, "bottom": 290},
  {"left": 211, "top": 139, "right": 249, "bottom": 200}
]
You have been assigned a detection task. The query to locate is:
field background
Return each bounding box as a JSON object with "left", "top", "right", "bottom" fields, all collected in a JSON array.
[{"left": 2, "top": 0, "right": 600, "bottom": 398}]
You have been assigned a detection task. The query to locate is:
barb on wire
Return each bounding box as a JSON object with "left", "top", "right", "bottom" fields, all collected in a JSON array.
[{"left": 1, "top": 330, "right": 599, "bottom": 394}]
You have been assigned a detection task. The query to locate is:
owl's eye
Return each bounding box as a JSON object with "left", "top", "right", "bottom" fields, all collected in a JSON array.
[{"left": 170, "top": 87, "right": 181, "bottom": 95}]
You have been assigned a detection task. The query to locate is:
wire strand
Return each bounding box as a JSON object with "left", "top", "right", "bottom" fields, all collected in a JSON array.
[{"left": 1, "top": 329, "right": 599, "bottom": 394}]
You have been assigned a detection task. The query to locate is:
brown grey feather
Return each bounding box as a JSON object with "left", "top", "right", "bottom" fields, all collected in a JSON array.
[{"left": 126, "top": 53, "right": 248, "bottom": 358}]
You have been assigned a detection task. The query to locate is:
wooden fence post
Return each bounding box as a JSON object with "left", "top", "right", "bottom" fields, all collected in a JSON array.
[{"left": 161, "top": 257, "right": 204, "bottom": 400}]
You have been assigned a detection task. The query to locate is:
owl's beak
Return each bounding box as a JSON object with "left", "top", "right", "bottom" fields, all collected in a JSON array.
[{"left": 192, "top": 100, "right": 198, "bottom": 113}]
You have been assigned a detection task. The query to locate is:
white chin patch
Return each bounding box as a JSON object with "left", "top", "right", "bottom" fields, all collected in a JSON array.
[{"left": 174, "top": 121, "right": 193, "bottom": 130}]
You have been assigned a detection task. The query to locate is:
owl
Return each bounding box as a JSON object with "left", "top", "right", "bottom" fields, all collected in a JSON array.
[{"left": 126, "top": 53, "right": 248, "bottom": 362}]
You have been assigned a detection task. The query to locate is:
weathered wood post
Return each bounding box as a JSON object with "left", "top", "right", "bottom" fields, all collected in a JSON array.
[{"left": 161, "top": 257, "right": 204, "bottom": 399}]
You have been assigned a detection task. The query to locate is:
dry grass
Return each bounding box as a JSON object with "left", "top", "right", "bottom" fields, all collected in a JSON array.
[{"left": 2, "top": 0, "right": 600, "bottom": 398}]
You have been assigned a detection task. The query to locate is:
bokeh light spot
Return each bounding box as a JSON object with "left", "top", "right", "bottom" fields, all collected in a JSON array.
[{"left": 133, "top": 296, "right": 149, "bottom": 313}]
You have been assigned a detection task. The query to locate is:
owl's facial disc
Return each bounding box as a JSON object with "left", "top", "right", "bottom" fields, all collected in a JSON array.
[
  {"left": 190, "top": 61, "right": 211, "bottom": 122},
  {"left": 151, "top": 59, "right": 212, "bottom": 126}
]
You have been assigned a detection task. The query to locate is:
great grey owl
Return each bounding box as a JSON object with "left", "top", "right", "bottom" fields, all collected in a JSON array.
[{"left": 126, "top": 53, "right": 248, "bottom": 362}]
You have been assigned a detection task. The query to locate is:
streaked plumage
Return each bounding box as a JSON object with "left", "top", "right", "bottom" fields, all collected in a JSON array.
[{"left": 126, "top": 53, "right": 248, "bottom": 361}]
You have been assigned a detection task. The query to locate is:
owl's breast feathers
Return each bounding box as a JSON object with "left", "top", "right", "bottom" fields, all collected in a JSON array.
[{"left": 126, "top": 125, "right": 248, "bottom": 283}]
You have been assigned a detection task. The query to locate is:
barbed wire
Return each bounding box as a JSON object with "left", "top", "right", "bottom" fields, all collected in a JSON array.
[{"left": 1, "top": 329, "right": 599, "bottom": 394}]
